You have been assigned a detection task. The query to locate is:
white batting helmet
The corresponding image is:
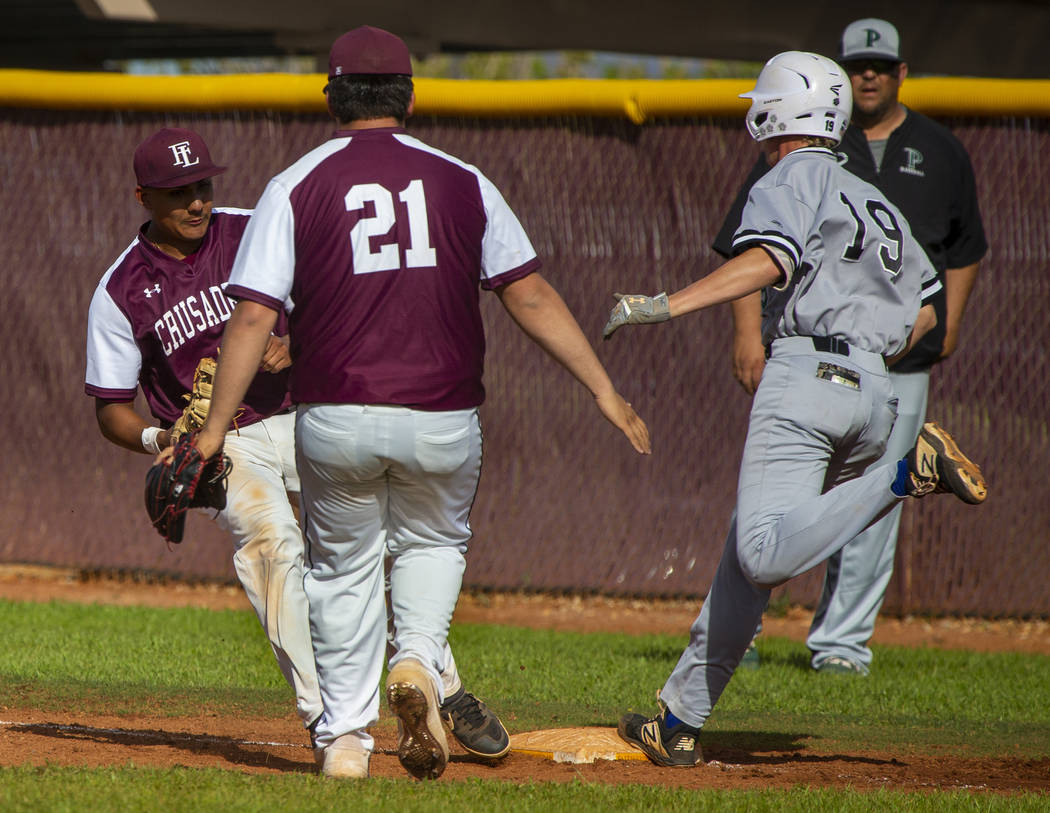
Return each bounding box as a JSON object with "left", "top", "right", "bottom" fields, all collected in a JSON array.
[{"left": 741, "top": 51, "right": 852, "bottom": 144}]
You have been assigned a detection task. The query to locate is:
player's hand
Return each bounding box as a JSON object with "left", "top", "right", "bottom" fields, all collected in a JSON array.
[
  {"left": 260, "top": 335, "right": 292, "bottom": 373},
  {"left": 732, "top": 332, "right": 766, "bottom": 395},
  {"left": 602, "top": 293, "right": 671, "bottom": 340},
  {"left": 594, "top": 390, "right": 652, "bottom": 455}
]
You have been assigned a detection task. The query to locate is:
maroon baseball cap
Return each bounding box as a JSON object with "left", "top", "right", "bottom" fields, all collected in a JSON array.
[
  {"left": 328, "top": 25, "right": 413, "bottom": 79},
  {"left": 133, "top": 127, "right": 227, "bottom": 188}
]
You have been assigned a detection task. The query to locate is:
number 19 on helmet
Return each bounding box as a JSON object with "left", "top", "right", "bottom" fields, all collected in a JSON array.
[{"left": 740, "top": 51, "right": 852, "bottom": 145}]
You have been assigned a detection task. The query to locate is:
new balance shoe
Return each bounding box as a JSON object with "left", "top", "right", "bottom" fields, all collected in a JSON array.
[
  {"left": 905, "top": 421, "right": 987, "bottom": 504},
  {"left": 815, "top": 655, "right": 867, "bottom": 675},
  {"left": 386, "top": 659, "right": 450, "bottom": 780},
  {"left": 618, "top": 707, "right": 702, "bottom": 767},
  {"left": 441, "top": 687, "right": 511, "bottom": 760}
]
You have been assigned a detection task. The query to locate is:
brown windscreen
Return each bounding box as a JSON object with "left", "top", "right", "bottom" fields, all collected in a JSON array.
[{"left": 3, "top": 108, "right": 1045, "bottom": 616}]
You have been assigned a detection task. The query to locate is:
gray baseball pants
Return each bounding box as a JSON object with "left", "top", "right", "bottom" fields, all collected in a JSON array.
[
  {"left": 806, "top": 369, "right": 930, "bottom": 671},
  {"left": 659, "top": 337, "right": 907, "bottom": 728}
]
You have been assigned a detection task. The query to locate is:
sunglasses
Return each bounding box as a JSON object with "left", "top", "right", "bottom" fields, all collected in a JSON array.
[{"left": 843, "top": 59, "right": 901, "bottom": 76}]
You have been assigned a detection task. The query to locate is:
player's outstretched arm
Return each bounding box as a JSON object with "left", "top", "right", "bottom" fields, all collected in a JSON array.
[
  {"left": 667, "top": 248, "right": 781, "bottom": 318},
  {"left": 196, "top": 300, "right": 279, "bottom": 460},
  {"left": 496, "top": 273, "right": 651, "bottom": 455},
  {"left": 603, "top": 248, "right": 781, "bottom": 340}
]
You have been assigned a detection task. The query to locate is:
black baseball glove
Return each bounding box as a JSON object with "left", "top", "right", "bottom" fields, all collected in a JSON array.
[{"left": 144, "top": 432, "right": 232, "bottom": 545}]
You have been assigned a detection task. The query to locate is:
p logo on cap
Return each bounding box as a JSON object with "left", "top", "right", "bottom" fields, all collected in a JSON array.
[
  {"left": 133, "top": 127, "right": 227, "bottom": 189},
  {"left": 838, "top": 18, "right": 903, "bottom": 63}
]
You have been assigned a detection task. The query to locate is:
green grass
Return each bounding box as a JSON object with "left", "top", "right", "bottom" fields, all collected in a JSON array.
[
  {"left": 0, "top": 767, "right": 1047, "bottom": 813},
  {"left": 0, "top": 598, "right": 1047, "bottom": 809},
  {"left": 0, "top": 600, "right": 290, "bottom": 718}
]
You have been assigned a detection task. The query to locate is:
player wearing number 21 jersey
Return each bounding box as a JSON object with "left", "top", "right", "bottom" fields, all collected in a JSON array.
[
  {"left": 225, "top": 128, "right": 530, "bottom": 409},
  {"left": 200, "top": 24, "right": 649, "bottom": 782}
]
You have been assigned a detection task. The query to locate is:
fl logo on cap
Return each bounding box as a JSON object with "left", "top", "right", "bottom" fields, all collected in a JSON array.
[{"left": 168, "top": 141, "right": 201, "bottom": 169}]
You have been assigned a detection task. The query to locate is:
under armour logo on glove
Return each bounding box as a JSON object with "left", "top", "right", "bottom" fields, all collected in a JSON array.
[{"left": 602, "top": 292, "right": 671, "bottom": 339}]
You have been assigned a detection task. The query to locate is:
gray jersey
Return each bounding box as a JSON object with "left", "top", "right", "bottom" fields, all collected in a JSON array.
[{"left": 732, "top": 147, "right": 940, "bottom": 358}]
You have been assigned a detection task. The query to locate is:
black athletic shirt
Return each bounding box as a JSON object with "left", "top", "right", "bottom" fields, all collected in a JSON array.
[{"left": 713, "top": 108, "right": 987, "bottom": 373}]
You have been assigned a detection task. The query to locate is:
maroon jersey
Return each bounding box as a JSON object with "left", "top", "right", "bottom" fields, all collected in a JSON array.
[
  {"left": 85, "top": 208, "right": 291, "bottom": 428},
  {"left": 226, "top": 128, "right": 541, "bottom": 410}
]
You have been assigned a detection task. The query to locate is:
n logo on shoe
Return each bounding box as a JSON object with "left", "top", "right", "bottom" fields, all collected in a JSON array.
[
  {"left": 640, "top": 723, "right": 668, "bottom": 756},
  {"left": 920, "top": 452, "right": 936, "bottom": 478}
]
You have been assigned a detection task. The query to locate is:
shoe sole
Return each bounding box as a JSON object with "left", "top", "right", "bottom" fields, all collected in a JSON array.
[
  {"left": 922, "top": 422, "right": 988, "bottom": 504},
  {"left": 322, "top": 752, "right": 369, "bottom": 779},
  {"left": 617, "top": 715, "right": 700, "bottom": 768},
  {"left": 386, "top": 664, "right": 449, "bottom": 780}
]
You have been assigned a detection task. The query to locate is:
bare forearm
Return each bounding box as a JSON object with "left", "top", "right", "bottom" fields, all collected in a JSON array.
[
  {"left": 943, "top": 263, "right": 980, "bottom": 327},
  {"left": 499, "top": 274, "right": 617, "bottom": 398},
  {"left": 730, "top": 291, "right": 766, "bottom": 395},
  {"left": 501, "top": 272, "right": 651, "bottom": 454},
  {"left": 941, "top": 262, "right": 980, "bottom": 357},
  {"left": 669, "top": 248, "right": 781, "bottom": 318},
  {"left": 95, "top": 400, "right": 171, "bottom": 454},
  {"left": 197, "top": 300, "right": 277, "bottom": 457},
  {"left": 731, "top": 290, "right": 764, "bottom": 339}
]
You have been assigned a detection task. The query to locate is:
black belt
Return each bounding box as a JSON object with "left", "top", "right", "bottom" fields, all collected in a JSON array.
[
  {"left": 766, "top": 336, "right": 851, "bottom": 359},
  {"left": 810, "top": 336, "right": 850, "bottom": 356}
]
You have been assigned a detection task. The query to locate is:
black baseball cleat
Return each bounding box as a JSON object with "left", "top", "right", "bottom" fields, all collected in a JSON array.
[
  {"left": 441, "top": 687, "right": 511, "bottom": 760},
  {"left": 308, "top": 714, "right": 324, "bottom": 766},
  {"left": 618, "top": 707, "right": 702, "bottom": 767},
  {"left": 905, "top": 421, "right": 988, "bottom": 504}
]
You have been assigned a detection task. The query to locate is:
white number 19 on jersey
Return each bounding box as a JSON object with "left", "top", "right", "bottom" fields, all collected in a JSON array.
[{"left": 346, "top": 179, "right": 437, "bottom": 273}]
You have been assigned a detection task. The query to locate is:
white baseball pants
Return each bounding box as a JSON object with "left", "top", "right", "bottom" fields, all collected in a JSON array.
[
  {"left": 212, "top": 411, "right": 323, "bottom": 728},
  {"left": 296, "top": 403, "right": 481, "bottom": 752}
]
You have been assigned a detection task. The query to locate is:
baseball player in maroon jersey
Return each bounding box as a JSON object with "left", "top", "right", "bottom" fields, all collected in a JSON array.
[
  {"left": 86, "top": 127, "right": 514, "bottom": 767},
  {"left": 193, "top": 26, "right": 651, "bottom": 780},
  {"left": 85, "top": 129, "right": 322, "bottom": 746}
]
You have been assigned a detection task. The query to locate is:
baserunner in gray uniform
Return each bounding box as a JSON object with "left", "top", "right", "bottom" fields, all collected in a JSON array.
[{"left": 602, "top": 51, "right": 988, "bottom": 768}]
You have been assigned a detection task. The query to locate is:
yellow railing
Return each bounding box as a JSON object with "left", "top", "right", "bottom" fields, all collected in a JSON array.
[{"left": 3, "top": 71, "right": 1049, "bottom": 121}]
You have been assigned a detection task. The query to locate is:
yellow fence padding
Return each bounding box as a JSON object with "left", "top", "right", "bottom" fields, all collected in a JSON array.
[{"left": 3, "top": 70, "right": 1050, "bottom": 120}]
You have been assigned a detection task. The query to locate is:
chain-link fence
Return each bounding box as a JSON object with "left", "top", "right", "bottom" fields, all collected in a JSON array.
[{"left": 2, "top": 108, "right": 1045, "bottom": 616}]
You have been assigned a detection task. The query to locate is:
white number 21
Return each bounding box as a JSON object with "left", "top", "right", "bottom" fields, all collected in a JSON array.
[{"left": 345, "top": 179, "right": 437, "bottom": 274}]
